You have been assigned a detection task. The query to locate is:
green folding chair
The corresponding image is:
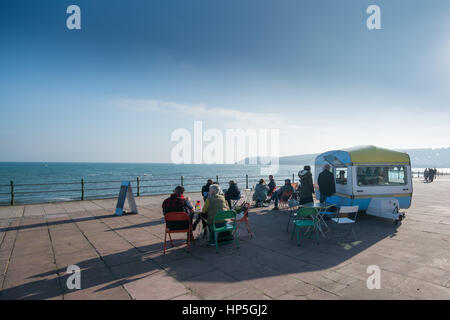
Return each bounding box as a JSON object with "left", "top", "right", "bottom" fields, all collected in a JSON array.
[
  {"left": 290, "top": 207, "right": 320, "bottom": 246},
  {"left": 212, "top": 210, "right": 239, "bottom": 253}
]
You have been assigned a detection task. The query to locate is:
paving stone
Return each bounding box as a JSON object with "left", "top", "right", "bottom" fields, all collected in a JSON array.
[
  {"left": 54, "top": 249, "right": 105, "bottom": 271},
  {"left": 123, "top": 271, "right": 189, "bottom": 300},
  {"left": 171, "top": 292, "right": 202, "bottom": 300},
  {"left": 397, "top": 277, "right": 450, "bottom": 300},
  {"left": 226, "top": 287, "right": 271, "bottom": 300},
  {"left": 183, "top": 270, "right": 250, "bottom": 300},
  {"left": 0, "top": 274, "right": 62, "bottom": 300}
]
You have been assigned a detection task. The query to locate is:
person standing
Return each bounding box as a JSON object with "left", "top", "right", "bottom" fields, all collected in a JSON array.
[
  {"left": 298, "top": 166, "right": 314, "bottom": 205},
  {"left": 317, "top": 164, "right": 336, "bottom": 203}
]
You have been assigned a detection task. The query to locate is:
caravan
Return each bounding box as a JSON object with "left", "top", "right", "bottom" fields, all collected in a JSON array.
[{"left": 314, "top": 146, "right": 412, "bottom": 223}]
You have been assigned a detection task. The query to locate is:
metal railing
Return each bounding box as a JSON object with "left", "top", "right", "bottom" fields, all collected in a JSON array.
[
  {"left": 0, "top": 173, "right": 299, "bottom": 206},
  {"left": 2, "top": 170, "right": 448, "bottom": 206}
]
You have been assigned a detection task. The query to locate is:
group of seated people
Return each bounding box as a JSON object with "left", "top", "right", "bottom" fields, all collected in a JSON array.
[
  {"left": 162, "top": 182, "right": 234, "bottom": 246},
  {"left": 252, "top": 164, "right": 336, "bottom": 209},
  {"left": 162, "top": 166, "right": 337, "bottom": 247},
  {"left": 252, "top": 166, "right": 316, "bottom": 209},
  {"left": 202, "top": 179, "right": 241, "bottom": 208}
]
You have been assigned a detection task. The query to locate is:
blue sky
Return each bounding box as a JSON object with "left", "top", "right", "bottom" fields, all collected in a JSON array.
[{"left": 1, "top": 0, "right": 449, "bottom": 162}]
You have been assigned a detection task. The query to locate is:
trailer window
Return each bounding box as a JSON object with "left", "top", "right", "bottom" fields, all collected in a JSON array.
[
  {"left": 335, "top": 167, "right": 347, "bottom": 185},
  {"left": 357, "top": 166, "right": 407, "bottom": 186}
]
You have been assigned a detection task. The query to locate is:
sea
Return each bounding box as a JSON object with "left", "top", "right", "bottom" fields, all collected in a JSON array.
[
  {"left": 0, "top": 162, "right": 304, "bottom": 205},
  {"left": 0, "top": 163, "right": 448, "bottom": 205}
]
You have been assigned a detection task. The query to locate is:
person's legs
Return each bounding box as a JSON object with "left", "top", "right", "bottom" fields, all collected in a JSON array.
[
  {"left": 320, "top": 194, "right": 327, "bottom": 203},
  {"left": 272, "top": 190, "right": 279, "bottom": 208}
]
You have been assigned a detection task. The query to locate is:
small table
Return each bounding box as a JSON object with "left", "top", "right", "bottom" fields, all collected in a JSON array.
[{"left": 298, "top": 202, "right": 336, "bottom": 237}]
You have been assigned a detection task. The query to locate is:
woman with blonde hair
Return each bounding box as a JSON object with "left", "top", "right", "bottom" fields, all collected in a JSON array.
[{"left": 201, "top": 184, "right": 231, "bottom": 244}]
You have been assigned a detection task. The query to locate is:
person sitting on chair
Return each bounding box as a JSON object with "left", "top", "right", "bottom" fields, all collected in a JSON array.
[
  {"left": 162, "top": 186, "right": 195, "bottom": 239},
  {"left": 266, "top": 175, "right": 276, "bottom": 202},
  {"left": 253, "top": 179, "right": 269, "bottom": 207},
  {"left": 202, "top": 184, "right": 231, "bottom": 245},
  {"left": 224, "top": 180, "right": 240, "bottom": 208},
  {"left": 201, "top": 179, "right": 213, "bottom": 201},
  {"left": 271, "top": 179, "right": 294, "bottom": 210}
]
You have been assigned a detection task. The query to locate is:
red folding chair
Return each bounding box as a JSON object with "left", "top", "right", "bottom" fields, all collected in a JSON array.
[
  {"left": 233, "top": 202, "right": 253, "bottom": 238},
  {"left": 279, "top": 191, "right": 293, "bottom": 209},
  {"left": 163, "top": 211, "right": 193, "bottom": 254}
]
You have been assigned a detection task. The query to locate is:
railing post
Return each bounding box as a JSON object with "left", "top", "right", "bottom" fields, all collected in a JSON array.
[
  {"left": 81, "top": 178, "right": 84, "bottom": 201},
  {"left": 216, "top": 175, "right": 219, "bottom": 184},
  {"left": 246, "top": 174, "right": 249, "bottom": 189},
  {"left": 181, "top": 176, "right": 184, "bottom": 186},
  {"left": 10, "top": 181, "right": 14, "bottom": 206},
  {"left": 292, "top": 173, "right": 295, "bottom": 182},
  {"left": 137, "top": 177, "right": 140, "bottom": 197}
]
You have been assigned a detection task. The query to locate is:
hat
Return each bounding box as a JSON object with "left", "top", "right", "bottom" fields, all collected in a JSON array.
[
  {"left": 299, "top": 170, "right": 308, "bottom": 177},
  {"left": 304, "top": 165, "right": 311, "bottom": 171}
]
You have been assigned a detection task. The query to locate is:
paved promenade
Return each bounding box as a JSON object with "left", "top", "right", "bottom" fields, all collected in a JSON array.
[{"left": 1, "top": 178, "right": 449, "bottom": 300}]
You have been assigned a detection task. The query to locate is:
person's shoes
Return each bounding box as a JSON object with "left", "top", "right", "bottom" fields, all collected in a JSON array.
[{"left": 272, "top": 206, "right": 279, "bottom": 210}]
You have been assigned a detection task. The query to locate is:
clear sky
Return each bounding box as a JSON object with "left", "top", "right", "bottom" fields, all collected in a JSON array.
[{"left": 1, "top": 0, "right": 449, "bottom": 162}]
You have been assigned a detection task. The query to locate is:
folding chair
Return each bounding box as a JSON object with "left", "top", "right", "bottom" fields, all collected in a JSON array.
[
  {"left": 290, "top": 207, "right": 320, "bottom": 246},
  {"left": 279, "top": 191, "right": 293, "bottom": 209},
  {"left": 212, "top": 210, "right": 239, "bottom": 253},
  {"left": 163, "top": 211, "right": 193, "bottom": 254},
  {"left": 285, "top": 199, "right": 299, "bottom": 231},
  {"left": 331, "top": 205, "right": 359, "bottom": 241},
  {"left": 233, "top": 202, "right": 253, "bottom": 238},
  {"left": 229, "top": 191, "right": 241, "bottom": 209}
]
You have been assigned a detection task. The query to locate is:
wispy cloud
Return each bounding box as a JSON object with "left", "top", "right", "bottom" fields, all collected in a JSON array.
[{"left": 116, "top": 98, "right": 303, "bottom": 129}]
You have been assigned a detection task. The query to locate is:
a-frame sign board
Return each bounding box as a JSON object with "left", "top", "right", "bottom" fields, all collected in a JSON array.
[{"left": 115, "top": 181, "right": 138, "bottom": 216}]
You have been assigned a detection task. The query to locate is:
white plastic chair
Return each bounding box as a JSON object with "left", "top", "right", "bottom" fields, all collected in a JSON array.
[{"left": 331, "top": 205, "right": 359, "bottom": 241}]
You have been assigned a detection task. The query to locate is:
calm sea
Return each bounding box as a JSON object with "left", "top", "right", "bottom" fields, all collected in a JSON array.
[
  {"left": 0, "top": 162, "right": 304, "bottom": 205},
  {"left": 1, "top": 163, "right": 448, "bottom": 205}
]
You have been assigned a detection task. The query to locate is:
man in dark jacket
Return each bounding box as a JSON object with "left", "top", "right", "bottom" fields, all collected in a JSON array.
[
  {"left": 318, "top": 164, "right": 336, "bottom": 203},
  {"left": 298, "top": 166, "right": 314, "bottom": 205},
  {"left": 224, "top": 180, "right": 240, "bottom": 208},
  {"left": 201, "top": 179, "right": 213, "bottom": 201}
]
